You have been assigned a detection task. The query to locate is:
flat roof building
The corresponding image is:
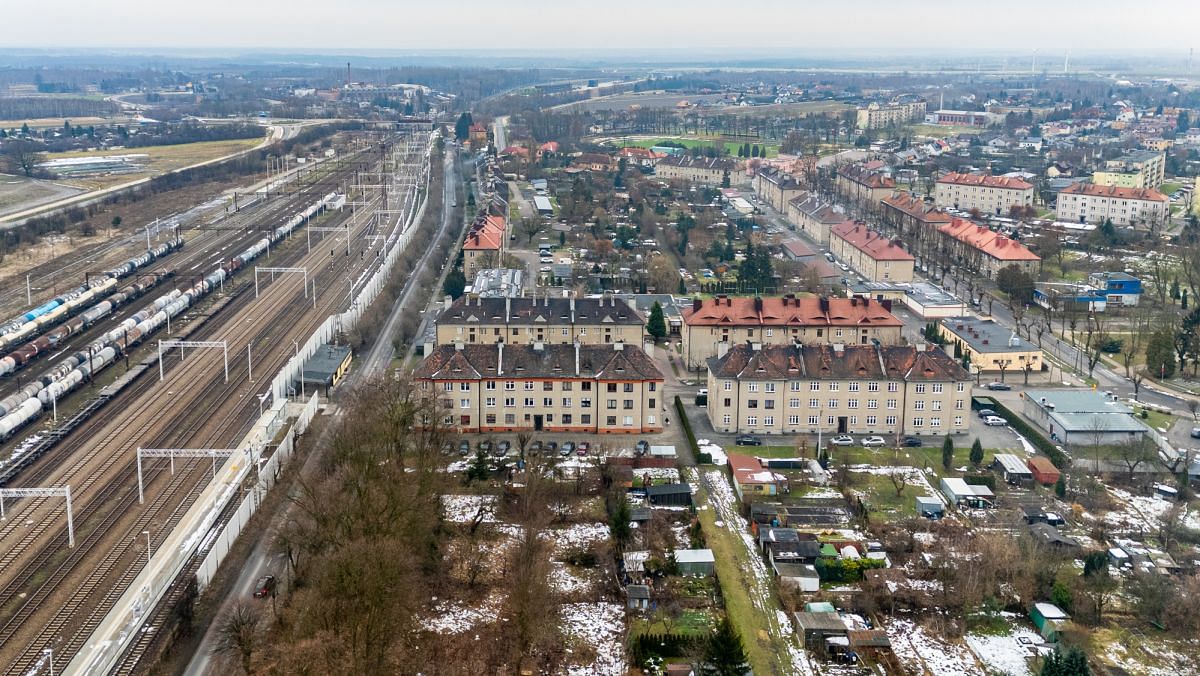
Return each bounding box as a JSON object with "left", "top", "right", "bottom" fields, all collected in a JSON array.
[
  {"left": 1022, "top": 389, "right": 1148, "bottom": 446},
  {"left": 939, "top": 317, "right": 1042, "bottom": 375}
]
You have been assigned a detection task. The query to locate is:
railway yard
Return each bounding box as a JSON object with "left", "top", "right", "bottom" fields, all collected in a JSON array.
[{"left": 0, "top": 130, "right": 432, "bottom": 673}]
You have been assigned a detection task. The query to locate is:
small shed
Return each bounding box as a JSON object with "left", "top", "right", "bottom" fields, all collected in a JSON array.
[
  {"left": 1031, "top": 603, "right": 1070, "bottom": 641},
  {"left": 649, "top": 445, "right": 677, "bottom": 459},
  {"left": 940, "top": 477, "right": 994, "bottom": 508},
  {"left": 1108, "top": 547, "right": 1131, "bottom": 568},
  {"left": 993, "top": 453, "right": 1034, "bottom": 485},
  {"left": 674, "top": 548, "right": 716, "bottom": 576},
  {"left": 623, "top": 550, "right": 650, "bottom": 582},
  {"left": 299, "top": 344, "right": 353, "bottom": 393},
  {"left": 794, "top": 611, "right": 849, "bottom": 652},
  {"left": 646, "top": 483, "right": 692, "bottom": 507},
  {"left": 1022, "top": 505, "right": 1048, "bottom": 524},
  {"left": 774, "top": 562, "right": 820, "bottom": 592},
  {"left": 805, "top": 601, "right": 837, "bottom": 614},
  {"left": 1029, "top": 522, "right": 1080, "bottom": 551},
  {"left": 1027, "top": 457, "right": 1061, "bottom": 486},
  {"left": 915, "top": 496, "right": 944, "bottom": 519},
  {"left": 627, "top": 584, "right": 651, "bottom": 610}
]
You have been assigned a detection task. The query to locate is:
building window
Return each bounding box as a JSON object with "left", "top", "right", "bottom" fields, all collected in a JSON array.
[
  {"left": 914, "top": 383, "right": 926, "bottom": 394},
  {"left": 543, "top": 382, "right": 554, "bottom": 391},
  {"left": 504, "top": 397, "right": 515, "bottom": 407},
  {"left": 608, "top": 383, "right": 618, "bottom": 393},
  {"left": 790, "top": 382, "right": 802, "bottom": 392},
  {"left": 810, "top": 381, "right": 820, "bottom": 391},
  {"left": 955, "top": 400, "right": 964, "bottom": 410},
  {"left": 932, "top": 401, "right": 942, "bottom": 411},
  {"left": 827, "top": 416, "right": 835, "bottom": 426},
  {"left": 443, "top": 382, "right": 453, "bottom": 391},
  {"left": 887, "top": 399, "right": 897, "bottom": 410},
  {"left": 649, "top": 382, "right": 657, "bottom": 392},
  {"left": 562, "top": 382, "right": 572, "bottom": 391},
  {"left": 748, "top": 383, "right": 759, "bottom": 392},
  {"left": 766, "top": 400, "right": 777, "bottom": 410},
  {"left": 607, "top": 399, "right": 617, "bottom": 409},
  {"left": 724, "top": 381, "right": 733, "bottom": 391},
  {"left": 886, "top": 415, "right": 897, "bottom": 426},
  {"left": 912, "top": 417, "right": 924, "bottom": 427},
  {"left": 809, "top": 398, "right": 819, "bottom": 408},
  {"left": 623, "top": 416, "right": 633, "bottom": 427},
  {"left": 648, "top": 399, "right": 656, "bottom": 409},
  {"left": 562, "top": 414, "right": 573, "bottom": 424},
  {"left": 606, "top": 416, "right": 616, "bottom": 426},
  {"left": 789, "top": 415, "right": 800, "bottom": 425},
  {"left": 486, "top": 414, "right": 496, "bottom": 424},
  {"left": 524, "top": 382, "right": 535, "bottom": 391},
  {"left": 828, "top": 383, "right": 839, "bottom": 392},
  {"left": 868, "top": 381, "right": 879, "bottom": 392},
  {"left": 789, "top": 398, "right": 800, "bottom": 408},
  {"left": 582, "top": 414, "right": 591, "bottom": 424},
  {"left": 847, "top": 399, "right": 859, "bottom": 409},
  {"left": 765, "top": 383, "right": 776, "bottom": 393},
  {"left": 764, "top": 416, "right": 774, "bottom": 426},
  {"left": 932, "top": 383, "right": 944, "bottom": 393},
  {"left": 561, "top": 398, "right": 572, "bottom": 408},
  {"left": 746, "top": 416, "right": 757, "bottom": 426},
  {"left": 581, "top": 398, "right": 592, "bottom": 408},
  {"left": 849, "top": 416, "right": 857, "bottom": 425},
  {"left": 582, "top": 382, "right": 592, "bottom": 391},
  {"left": 931, "top": 417, "right": 942, "bottom": 427},
  {"left": 867, "top": 399, "right": 878, "bottom": 409},
  {"left": 486, "top": 381, "right": 496, "bottom": 390},
  {"left": 914, "top": 401, "right": 925, "bottom": 410},
  {"left": 747, "top": 400, "right": 758, "bottom": 409},
  {"left": 624, "top": 383, "right": 634, "bottom": 393},
  {"left": 624, "top": 400, "right": 634, "bottom": 409},
  {"left": 808, "top": 415, "right": 819, "bottom": 425},
  {"left": 827, "top": 399, "right": 838, "bottom": 409},
  {"left": 866, "top": 415, "right": 877, "bottom": 426},
  {"left": 524, "top": 398, "right": 535, "bottom": 407},
  {"left": 956, "top": 382, "right": 965, "bottom": 392},
  {"left": 647, "top": 415, "right": 656, "bottom": 425},
  {"left": 543, "top": 397, "right": 553, "bottom": 407},
  {"left": 848, "top": 383, "right": 860, "bottom": 392},
  {"left": 954, "top": 416, "right": 964, "bottom": 427},
  {"left": 723, "top": 415, "right": 732, "bottom": 425},
  {"left": 505, "top": 381, "right": 516, "bottom": 391},
  {"left": 460, "top": 399, "right": 471, "bottom": 409},
  {"left": 460, "top": 382, "right": 471, "bottom": 391},
  {"left": 835, "top": 328, "right": 844, "bottom": 338},
  {"left": 888, "top": 382, "right": 898, "bottom": 392}
]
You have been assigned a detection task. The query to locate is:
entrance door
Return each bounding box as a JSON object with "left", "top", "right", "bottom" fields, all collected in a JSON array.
[
  {"left": 837, "top": 416, "right": 848, "bottom": 434},
  {"left": 534, "top": 415, "right": 544, "bottom": 431}
]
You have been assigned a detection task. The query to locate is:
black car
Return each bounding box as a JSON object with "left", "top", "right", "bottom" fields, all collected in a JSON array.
[
  {"left": 544, "top": 441, "right": 559, "bottom": 453},
  {"left": 496, "top": 441, "right": 511, "bottom": 456},
  {"left": 1192, "top": 427, "right": 1200, "bottom": 439},
  {"left": 901, "top": 436, "right": 923, "bottom": 447},
  {"left": 735, "top": 434, "right": 763, "bottom": 446},
  {"left": 977, "top": 408, "right": 996, "bottom": 419},
  {"left": 457, "top": 440, "right": 471, "bottom": 455},
  {"left": 253, "top": 575, "right": 276, "bottom": 598},
  {"left": 985, "top": 382, "right": 1012, "bottom": 391},
  {"left": 527, "top": 440, "right": 542, "bottom": 455}
]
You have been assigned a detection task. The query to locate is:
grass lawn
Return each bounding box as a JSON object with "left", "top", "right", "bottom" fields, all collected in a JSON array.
[
  {"left": 630, "top": 607, "right": 716, "bottom": 637},
  {"left": 43, "top": 138, "right": 265, "bottom": 190},
  {"left": 851, "top": 473, "right": 919, "bottom": 519},
  {"left": 617, "top": 136, "right": 777, "bottom": 158},
  {"left": 1159, "top": 181, "right": 1182, "bottom": 196},
  {"left": 0, "top": 115, "right": 113, "bottom": 129},
  {"left": 695, "top": 490, "right": 792, "bottom": 675},
  {"left": 733, "top": 444, "right": 805, "bottom": 458},
  {"left": 1129, "top": 406, "right": 1173, "bottom": 432},
  {"left": 907, "top": 123, "right": 987, "bottom": 137}
]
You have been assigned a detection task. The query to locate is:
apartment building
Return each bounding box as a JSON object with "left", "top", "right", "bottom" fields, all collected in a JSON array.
[
  {"left": 925, "top": 110, "right": 992, "bottom": 127},
  {"left": 462, "top": 214, "right": 506, "bottom": 277},
  {"left": 836, "top": 164, "right": 896, "bottom": 214},
  {"left": 933, "top": 172, "right": 1034, "bottom": 216},
  {"left": 415, "top": 342, "right": 663, "bottom": 434},
  {"left": 1093, "top": 150, "right": 1165, "bottom": 189},
  {"left": 786, "top": 192, "right": 847, "bottom": 245},
  {"left": 435, "top": 295, "right": 645, "bottom": 346},
  {"left": 1055, "top": 183, "right": 1168, "bottom": 228},
  {"left": 855, "top": 100, "right": 927, "bottom": 130},
  {"left": 828, "top": 222, "right": 915, "bottom": 283},
  {"left": 939, "top": 317, "right": 1042, "bottom": 375},
  {"left": 655, "top": 156, "right": 742, "bottom": 186},
  {"left": 935, "top": 218, "right": 1041, "bottom": 278},
  {"left": 753, "top": 166, "right": 805, "bottom": 213},
  {"left": 681, "top": 295, "right": 904, "bottom": 369},
  {"left": 880, "top": 191, "right": 952, "bottom": 235},
  {"left": 706, "top": 343, "right": 971, "bottom": 437}
]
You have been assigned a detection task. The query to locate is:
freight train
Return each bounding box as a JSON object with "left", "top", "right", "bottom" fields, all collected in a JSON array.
[
  {"left": 0, "top": 239, "right": 184, "bottom": 354},
  {"left": 0, "top": 192, "right": 339, "bottom": 443}
]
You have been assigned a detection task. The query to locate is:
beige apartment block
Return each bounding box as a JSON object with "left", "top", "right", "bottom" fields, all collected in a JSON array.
[{"left": 436, "top": 295, "right": 645, "bottom": 347}]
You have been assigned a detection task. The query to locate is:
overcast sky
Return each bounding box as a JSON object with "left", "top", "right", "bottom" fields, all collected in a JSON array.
[{"left": 2, "top": 0, "right": 1195, "bottom": 53}]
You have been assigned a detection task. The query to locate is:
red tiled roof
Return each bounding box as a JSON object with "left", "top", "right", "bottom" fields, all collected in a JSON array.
[
  {"left": 881, "top": 192, "right": 953, "bottom": 224},
  {"left": 728, "top": 454, "right": 778, "bottom": 486},
  {"left": 539, "top": 141, "right": 560, "bottom": 152},
  {"left": 709, "top": 343, "right": 969, "bottom": 382},
  {"left": 936, "top": 172, "right": 1033, "bottom": 190},
  {"left": 838, "top": 164, "right": 896, "bottom": 189},
  {"left": 1059, "top": 183, "right": 1167, "bottom": 201},
  {"left": 937, "top": 218, "right": 1040, "bottom": 261},
  {"left": 683, "top": 295, "right": 902, "bottom": 328},
  {"left": 463, "top": 214, "right": 505, "bottom": 251},
  {"left": 782, "top": 240, "right": 817, "bottom": 258},
  {"left": 830, "top": 222, "right": 915, "bottom": 262}
]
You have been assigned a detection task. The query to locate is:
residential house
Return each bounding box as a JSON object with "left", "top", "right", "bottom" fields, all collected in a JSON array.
[
  {"left": 413, "top": 342, "right": 664, "bottom": 434},
  {"left": 571, "top": 153, "right": 616, "bottom": 172},
  {"left": 934, "top": 172, "right": 1034, "bottom": 216},
  {"left": 935, "top": 218, "right": 1041, "bottom": 278},
  {"left": 706, "top": 343, "right": 972, "bottom": 437},
  {"left": 786, "top": 191, "right": 848, "bottom": 245},
  {"left": 468, "top": 123, "right": 488, "bottom": 148},
  {"left": 1022, "top": 390, "right": 1148, "bottom": 445},
  {"left": 655, "top": 156, "right": 741, "bottom": 186},
  {"left": 879, "top": 191, "right": 953, "bottom": 255},
  {"left": 436, "top": 295, "right": 645, "bottom": 346},
  {"left": 1055, "top": 183, "right": 1168, "bottom": 229},
  {"left": 939, "top": 317, "right": 1043, "bottom": 375},
  {"left": 681, "top": 295, "right": 905, "bottom": 369},
  {"left": 753, "top": 166, "right": 805, "bottom": 212},
  {"left": 462, "top": 214, "right": 506, "bottom": 277},
  {"left": 1087, "top": 272, "right": 1142, "bottom": 306},
  {"left": 829, "top": 221, "right": 916, "bottom": 283},
  {"left": 836, "top": 164, "right": 896, "bottom": 215},
  {"left": 856, "top": 99, "right": 927, "bottom": 129}
]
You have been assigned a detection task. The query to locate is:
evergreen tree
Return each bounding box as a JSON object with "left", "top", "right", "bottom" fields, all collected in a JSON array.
[
  {"left": 750, "top": 144, "right": 760, "bottom": 158},
  {"left": 648, "top": 302, "right": 668, "bottom": 340},
  {"left": 454, "top": 112, "right": 473, "bottom": 141},
  {"left": 465, "top": 450, "right": 489, "bottom": 484},
  {"left": 941, "top": 435, "right": 955, "bottom": 471},
  {"left": 1055, "top": 472, "right": 1067, "bottom": 498},
  {"left": 699, "top": 617, "right": 750, "bottom": 676},
  {"left": 969, "top": 438, "right": 984, "bottom": 467},
  {"left": 442, "top": 268, "right": 467, "bottom": 299},
  {"left": 678, "top": 278, "right": 687, "bottom": 295},
  {"left": 1145, "top": 327, "right": 1177, "bottom": 378},
  {"left": 721, "top": 170, "right": 731, "bottom": 189}
]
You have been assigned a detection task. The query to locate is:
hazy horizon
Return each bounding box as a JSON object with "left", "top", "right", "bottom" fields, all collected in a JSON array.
[{"left": 2, "top": 0, "right": 1196, "bottom": 54}]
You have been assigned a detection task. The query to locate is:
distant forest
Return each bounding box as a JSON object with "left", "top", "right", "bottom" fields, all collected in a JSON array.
[{"left": 0, "top": 97, "right": 119, "bottom": 120}]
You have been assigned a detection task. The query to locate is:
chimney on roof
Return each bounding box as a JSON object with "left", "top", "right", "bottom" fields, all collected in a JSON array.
[
  {"left": 693, "top": 298, "right": 702, "bottom": 312},
  {"left": 833, "top": 343, "right": 845, "bottom": 356},
  {"left": 754, "top": 297, "right": 763, "bottom": 312},
  {"left": 505, "top": 296, "right": 511, "bottom": 318},
  {"left": 574, "top": 341, "right": 581, "bottom": 376},
  {"left": 614, "top": 341, "right": 624, "bottom": 351},
  {"left": 751, "top": 342, "right": 762, "bottom": 351},
  {"left": 850, "top": 297, "right": 858, "bottom": 307},
  {"left": 717, "top": 342, "right": 730, "bottom": 359},
  {"left": 455, "top": 342, "right": 464, "bottom": 351},
  {"left": 496, "top": 341, "right": 504, "bottom": 375}
]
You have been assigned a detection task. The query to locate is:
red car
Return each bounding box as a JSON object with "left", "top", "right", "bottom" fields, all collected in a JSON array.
[{"left": 253, "top": 575, "right": 276, "bottom": 598}]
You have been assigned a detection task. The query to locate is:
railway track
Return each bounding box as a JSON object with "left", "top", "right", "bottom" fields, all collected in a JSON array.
[{"left": 0, "top": 136, "right": 425, "bottom": 671}]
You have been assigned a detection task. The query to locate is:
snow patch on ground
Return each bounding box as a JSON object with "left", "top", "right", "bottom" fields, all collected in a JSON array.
[
  {"left": 553, "top": 522, "right": 611, "bottom": 554},
  {"left": 965, "top": 627, "right": 1046, "bottom": 676},
  {"left": 1104, "top": 637, "right": 1200, "bottom": 676},
  {"left": 441, "top": 494, "right": 498, "bottom": 523},
  {"left": 630, "top": 467, "right": 680, "bottom": 482},
  {"left": 560, "top": 602, "right": 626, "bottom": 676},
  {"left": 420, "top": 595, "right": 501, "bottom": 635},
  {"left": 887, "top": 618, "right": 983, "bottom": 676},
  {"left": 1105, "top": 487, "right": 1200, "bottom": 531},
  {"left": 551, "top": 562, "right": 595, "bottom": 595},
  {"left": 696, "top": 438, "right": 727, "bottom": 465}
]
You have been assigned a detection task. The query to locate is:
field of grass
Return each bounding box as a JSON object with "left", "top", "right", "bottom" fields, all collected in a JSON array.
[
  {"left": 0, "top": 172, "right": 82, "bottom": 216},
  {"left": 0, "top": 115, "right": 113, "bottom": 129},
  {"left": 907, "top": 123, "right": 987, "bottom": 137},
  {"left": 732, "top": 444, "right": 805, "bottom": 458},
  {"left": 1129, "top": 406, "right": 1173, "bottom": 432},
  {"left": 851, "top": 473, "right": 919, "bottom": 519},
  {"left": 43, "top": 138, "right": 265, "bottom": 190},
  {"left": 1159, "top": 181, "right": 1182, "bottom": 196}
]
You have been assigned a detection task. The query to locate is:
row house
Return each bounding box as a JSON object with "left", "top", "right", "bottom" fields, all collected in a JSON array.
[
  {"left": 879, "top": 191, "right": 952, "bottom": 260},
  {"left": 1055, "top": 183, "right": 1168, "bottom": 228},
  {"left": 933, "top": 172, "right": 1033, "bottom": 216},
  {"left": 415, "top": 342, "right": 664, "bottom": 434},
  {"left": 681, "top": 294, "right": 903, "bottom": 369},
  {"left": 828, "top": 221, "right": 916, "bottom": 283},
  {"left": 706, "top": 343, "right": 972, "bottom": 437},
  {"left": 436, "top": 295, "right": 644, "bottom": 347},
  {"left": 655, "top": 156, "right": 743, "bottom": 186},
  {"left": 935, "top": 218, "right": 1041, "bottom": 278},
  {"left": 786, "top": 191, "right": 847, "bottom": 245}
]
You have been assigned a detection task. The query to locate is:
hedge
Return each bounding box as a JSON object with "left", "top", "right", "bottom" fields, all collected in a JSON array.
[
  {"left": 979, "top": 396, "right": 1071, "bottom": 468},
  {"left": 963, "top": 473, "right": 996, "bottom": 490},
  {"left": 675, "top": 396, "right": 702, "bottom": 461},
  {"left": 629, "top": 632, "right": 705, "bottom": 663}
]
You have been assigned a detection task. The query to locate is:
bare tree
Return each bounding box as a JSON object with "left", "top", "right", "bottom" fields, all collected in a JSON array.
[
  {"left": 1116, "top": 435, "right": 1156, "bottom": 480},
  {"left": 1083, "top": 312, "right": 1108, "bottom": 377},
  {"left": 887, "top": 449, "right": 911, "bottom": 498},
  {"left": 214, "top": 601, "right": 263, "bottom": 675},
  {"left": 0, "top": 139, "right": 43, "bottom": 177}
]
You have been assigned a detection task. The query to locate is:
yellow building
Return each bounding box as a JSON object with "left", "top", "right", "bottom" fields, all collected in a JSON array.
[
  {"left": 436, "top": 295, "right": 645, "bottom": 347},
  {"left": 939, "top": 317, "right": 1042, "bottom": 375}
]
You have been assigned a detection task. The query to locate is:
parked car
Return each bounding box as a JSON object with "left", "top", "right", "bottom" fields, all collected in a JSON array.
[
  {"left": 577, "top": 441, "right": 591, "bottom": 454},
  {"left": 253, "top": 575, "right": 276, "bottom": 598},
  {"left": 544, "top": 441, "right": 558, "bottom": 454},
  {"left": 901, "top": 436, "right": 923, "bottom": 447},
  {"left": 527, "top": 440, "right": 542, "bottom": 455},
  {"left": 829, "top": 435, "right": 854, "bottom": 446},
  {"left": 497, "top": 441, "right": 511, "bottom": 455},
  {"left": 457, "top": 440, "right": 471, "bottom": 455},
  {"left": 734, "top": 434, "right": 762, "bottom": 446},
  {"left": 983, "top": 416, "right": 1008, "bottom": 426},
  {"left": 561, "top": 441, "right": 576, "bottom": 455},
  {"left": 861, "top": 436, "right": 887, "bottom": 447},
  {"left": 478, "top": 440, "right": 492, "bottom": 452},
  {"left": 635, "top": 439, "right": 651, "bottom": 453},
  {"left": 977, "top": 408, "right": 996, "bottom": 419},
  {"left": 985, "top": 382, "right": 1012, "bottom": 391},
  {"left": 1191, "top": 427, "right": 1200, "bottom": 439}
]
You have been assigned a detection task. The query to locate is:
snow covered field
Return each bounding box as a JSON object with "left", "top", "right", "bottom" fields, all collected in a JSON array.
[
  {"left": 560, "top": 602, "right": 626, "bottom": 676},
  {"left": 887, "top": 618, "right": 983, "bottom": 675}
]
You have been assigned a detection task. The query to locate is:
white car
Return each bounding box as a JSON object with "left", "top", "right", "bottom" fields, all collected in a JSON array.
[
  {"left": 983, "top": 416, "right": 1008, "bottom": 426},
  {"left": 829, "top": 435, "right": 854, "bottom": 446},
  {"left": 861, "top": 436, "right": 887, "bottom": 447}
]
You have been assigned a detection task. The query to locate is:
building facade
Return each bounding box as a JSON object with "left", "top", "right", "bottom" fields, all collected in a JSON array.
[
  {"left": 415, "top": 342, "right": 664, "bottom": 434},
  {"left": 655, "top": 156, "right": 742, "bottom": 186},
  {"left": 939, "top": 317, "right": 1042, "bottom": 375},
  {"left": 706, "top": 343, "right": 972, "bottom": 437},
  {"left": 435, "top": 295, "right": 645, "bottom": 347},
  {"left": 855, "top": 100, "right": 927, "bottom": 130},
  {"left": 462, "top": 214, "right": 506, "bottom": 277},
  {"left": 786, "top": 192, "right": 847, "bottom": 245},
  {"left": 1054, "top": 183, "right": 1168, "bottom": 228},
  {"left": 934, "top": 172, "right": 1034, "bottom": 216},
  {"left": 836, "top": 164, "right": 896, "bottom": 215},
  {"left": 1093, "top": 150, "right": 1165, "bottom": 189},
  {"left": 681, "top": 295, "right": 904, "bottom": 369},
  {"left": 753, "top": 167, "right": 805, "bottom": 213},
  {"left": 935, "top": 218, "right": 1041, "bottom": 278},
  {"left": 828, "top": 221, "right": 916, "bottom": 283}
]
